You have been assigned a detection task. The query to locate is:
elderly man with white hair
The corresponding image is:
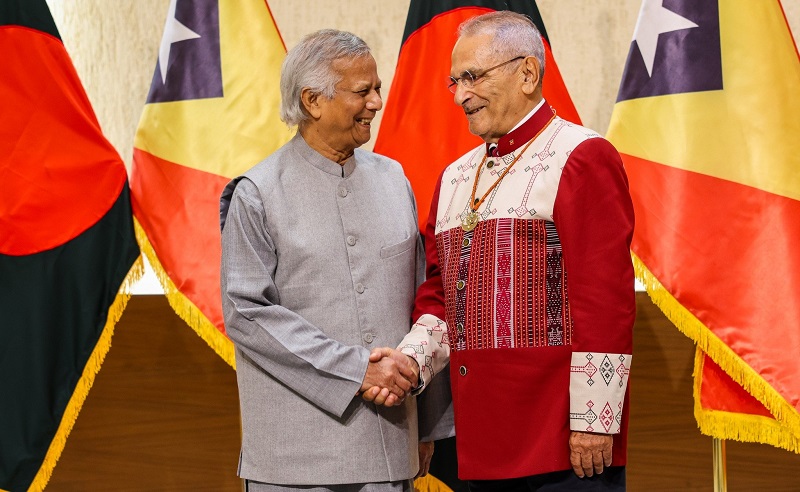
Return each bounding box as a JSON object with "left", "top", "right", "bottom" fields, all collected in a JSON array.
[
  {"left": 219, "top": 29, "right": 451, "bottom": 492},
  {"left": 366, "top": 10, "right": 635, "bottom": 491}
]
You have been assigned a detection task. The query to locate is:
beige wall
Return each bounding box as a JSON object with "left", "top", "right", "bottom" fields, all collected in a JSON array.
[{"left": 46, "top": 1, "right": 800, "bottom": 171}]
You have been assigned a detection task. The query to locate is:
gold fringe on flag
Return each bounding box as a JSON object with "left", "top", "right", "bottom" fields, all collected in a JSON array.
[
  {"left": 692, "top": 348, "right": 800, "bottom": 453},
  {"left": 632, "top": 252, "right": 800, "bottom": 452},
  {"left": 133, "top": 218, "right": 235, "bottom": 369},
  {"left": 29, "top": 255, "right": 145, "bottom": 492}
]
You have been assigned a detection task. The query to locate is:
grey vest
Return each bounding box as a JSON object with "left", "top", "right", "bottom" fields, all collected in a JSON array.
[{"left": 220, "top": 135, "right": 452, "bottom": 485}]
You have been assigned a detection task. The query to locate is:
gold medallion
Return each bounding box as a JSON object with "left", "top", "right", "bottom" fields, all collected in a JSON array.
[
  {"left": 460, "top": 112, "right": 555, "bottom": 235},
  {"left": 461, "top": 211, "right": 480, "bottom": 232}
]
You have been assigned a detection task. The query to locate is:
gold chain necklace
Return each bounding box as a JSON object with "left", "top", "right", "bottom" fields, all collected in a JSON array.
[{"left": 461, "top": 112, "right": 556, "bottom": 232}]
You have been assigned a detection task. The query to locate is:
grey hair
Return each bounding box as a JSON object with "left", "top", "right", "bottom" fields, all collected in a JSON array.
[
  {"left": 279, "top": 29, "right": 371, "bottom": 127},
  {"left": 458, "top": 11, "right": 545, "bottom": 82}
]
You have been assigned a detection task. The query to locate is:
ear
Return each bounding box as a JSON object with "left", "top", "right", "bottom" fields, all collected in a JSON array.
[
  {"left": 300, "top": 87, "right": 323, "bottom": 119},
  {"left": 521, "top": 56, "right": 541, "bottom": 96}
]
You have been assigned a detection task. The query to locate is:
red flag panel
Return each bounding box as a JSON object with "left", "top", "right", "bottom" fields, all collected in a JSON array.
[
  {"left": 131, "top": 148, "right": 230, "bottom": 330},
  {"left": 624, "top": 153, "right": 800, "bottom": 424},
  {"left": 700, "top": 354, "right": 772, "bottom": 417}
]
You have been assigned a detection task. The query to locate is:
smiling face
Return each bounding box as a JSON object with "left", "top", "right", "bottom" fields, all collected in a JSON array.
[
  {"left": 303, "top": 54, "right": 382, "bottom": 162},
  {"left": 450, "top": 34, "right": 535, "bottom": 143}
]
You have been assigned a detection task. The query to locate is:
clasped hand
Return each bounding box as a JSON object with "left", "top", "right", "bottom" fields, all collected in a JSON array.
[{"left": 359, "top": 347, "right": 419, "bottom": 406}]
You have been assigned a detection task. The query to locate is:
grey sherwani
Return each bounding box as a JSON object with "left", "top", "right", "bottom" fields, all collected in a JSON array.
[{"left": 220, "top": 134, "right": 452, "bottom": 486}]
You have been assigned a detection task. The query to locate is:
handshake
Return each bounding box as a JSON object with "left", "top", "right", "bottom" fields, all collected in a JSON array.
[{"left": 359, "top": 347, "right": 420, "bottom": 407}]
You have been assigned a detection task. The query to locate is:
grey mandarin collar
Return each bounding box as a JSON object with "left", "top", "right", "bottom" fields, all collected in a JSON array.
[{"left": 293, "top": 133, "right": 357, "bottom": 178}]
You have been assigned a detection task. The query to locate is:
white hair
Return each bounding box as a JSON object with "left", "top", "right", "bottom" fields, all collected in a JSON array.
[
  {"left": 279, "top": 29, "right": 371, "bottom": 127},
  {"left": 458, "top": 11, "right": 545, "bottom": 82}
]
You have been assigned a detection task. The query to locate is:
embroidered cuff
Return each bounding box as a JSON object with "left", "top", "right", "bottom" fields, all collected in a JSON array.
[
  {"left": 569, "top": 352, "right": 631, "bottom": 434},
  {"left": 398, "top": 314, "right": 450, "bottom": 394}
]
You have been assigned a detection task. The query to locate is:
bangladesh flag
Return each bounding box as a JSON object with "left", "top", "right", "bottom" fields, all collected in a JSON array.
[{"left": 0, "top": 0, "right": 142, "bottom": 489}]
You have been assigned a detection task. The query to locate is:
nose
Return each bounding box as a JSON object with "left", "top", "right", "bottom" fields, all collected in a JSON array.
[
  {"left": 366, "top": 89, "right": 383, "bottom": 112},
  {"left": 453, "top": 82, "right": 470, "bottom": 106}
]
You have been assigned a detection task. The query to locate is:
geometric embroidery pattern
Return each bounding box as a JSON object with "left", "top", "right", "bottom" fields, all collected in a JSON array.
[
  {"left": 569, "top": 352, "right": 631, "bottom": 434},
  {"left": 600, "top": 355, "right": 615, "bottom": 386},
  {"left": 399, "top": 315, "right": 451, "bottom": 391},
  {"left": 437, "top": 218, "right": 574, "bottom": 351},
  {"left": 599, "top": 402, "right": 615, "bottom": 432},
  {"left": 432, "top": 116, "right": 597, "bottom": 353},
  {"left": 545, "top": 221, "right": 565, "bottom": 347},
  {"left": 570, "top": 403, "right": 598, "bottom": 431}
]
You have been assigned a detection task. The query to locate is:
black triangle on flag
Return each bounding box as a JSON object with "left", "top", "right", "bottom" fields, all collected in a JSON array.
[
  {"left": 615, "top": 0, "right": 722, "bottom": 102},
  {"left": 0, "top": 0, "right": 59, "bottom": 38}
]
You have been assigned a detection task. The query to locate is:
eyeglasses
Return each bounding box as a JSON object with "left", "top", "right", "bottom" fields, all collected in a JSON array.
[{"left": 447, "top": 56, "right": 525, "bottom": 93}]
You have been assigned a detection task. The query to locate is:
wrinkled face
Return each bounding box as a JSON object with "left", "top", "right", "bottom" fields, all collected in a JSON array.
[
  {"left": 316, "top": 55, "right": 382, "bottom": 154},
  {"left": 450, "top": 34, "right": 525, "bottom": 143}
]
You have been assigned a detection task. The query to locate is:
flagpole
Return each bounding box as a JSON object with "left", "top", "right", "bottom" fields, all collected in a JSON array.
[{"left": 712, "top": 438, "right": 727, "bottom": 492}]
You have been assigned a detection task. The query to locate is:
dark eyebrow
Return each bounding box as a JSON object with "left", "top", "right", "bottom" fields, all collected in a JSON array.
[
  {"left": 351, "top": 84, "right": 380, "bottom": 94},
  {"left": 452, "top": 67, "right": 478, "bottom": 78}
]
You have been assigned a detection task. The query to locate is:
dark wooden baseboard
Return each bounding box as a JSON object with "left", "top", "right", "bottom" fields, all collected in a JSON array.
[{"left": 47, "top": 294, "right": 800, "bottom": 491}]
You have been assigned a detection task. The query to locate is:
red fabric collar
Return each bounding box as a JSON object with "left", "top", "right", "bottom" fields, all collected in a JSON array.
[{"left": 485, "top": 101, "right": 554, "bottom": 157}]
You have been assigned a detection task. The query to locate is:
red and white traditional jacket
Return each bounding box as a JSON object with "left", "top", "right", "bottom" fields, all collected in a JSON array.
[{"left": 399, "top": 101, "right": 635, "bottom": 480}]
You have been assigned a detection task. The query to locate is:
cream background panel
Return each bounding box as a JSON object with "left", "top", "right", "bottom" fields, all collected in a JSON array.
[{"left": 45, "top": 0, "right": 798, "bottom": 171}]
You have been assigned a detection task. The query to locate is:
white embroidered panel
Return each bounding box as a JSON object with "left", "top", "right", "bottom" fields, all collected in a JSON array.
[
  {"left": 435, "top": 118, "right": 601, "bottom": 235},
  {"left": 398, "top": 314, "right": 450, "bottom": 392},
  {"left": 569, "top": 351, "right": 631, "bottom": 434}
]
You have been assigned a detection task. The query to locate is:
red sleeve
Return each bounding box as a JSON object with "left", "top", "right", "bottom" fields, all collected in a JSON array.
[
  {"left": 553, "top": 137, "right": 635, "bottom": 354},
  {"left": 412, "top": 172, "right": 447, "bottom": 322}
]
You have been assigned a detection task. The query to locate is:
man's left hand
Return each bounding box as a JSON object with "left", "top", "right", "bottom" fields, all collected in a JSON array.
[
  {"left": 569, "top": 431, "right": 612, "bottom": 478},
  {"left": 416, "top": 441, "right": 434, "bottom": 478}
]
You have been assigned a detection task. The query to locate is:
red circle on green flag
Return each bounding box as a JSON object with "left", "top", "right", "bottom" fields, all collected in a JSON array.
[{"left": 0, "top": 28, "right": 127, "bottom": 256}]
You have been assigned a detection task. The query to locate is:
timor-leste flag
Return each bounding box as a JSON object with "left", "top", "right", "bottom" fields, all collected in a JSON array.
[
  {"left": 607, "top": 0, "right": 800, "bottom": 451},
  {"left": 374, "top": 0, "right": 581, "bottom": 229},
  {"left": 0, "top": 0, "right": 142, "bottom": 489},
  {"left": 131, "top": 0, "right": 292, "bottom": 366}
]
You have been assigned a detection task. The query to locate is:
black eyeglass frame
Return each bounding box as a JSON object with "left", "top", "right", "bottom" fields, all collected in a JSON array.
[{"left": 447, "top": 56, "right": 526, "bottom": 93}]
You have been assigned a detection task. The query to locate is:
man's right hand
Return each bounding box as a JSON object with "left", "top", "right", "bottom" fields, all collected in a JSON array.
[{"left": 360, "top": 352, "right": 416, "bottom": 404}]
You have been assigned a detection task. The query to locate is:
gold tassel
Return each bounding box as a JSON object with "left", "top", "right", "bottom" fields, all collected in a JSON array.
[
  {"left": 693, "top": 348, "right": 800, "bottom": 453},
  {"left": 28, "top": 256, "right": 145, "bottom": 492},
  {"left": 634, "top": 252, "right": 800, "bottom": 451},
  {"left": 133, "top": 219, "right": 235, "bottom": 368}
]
